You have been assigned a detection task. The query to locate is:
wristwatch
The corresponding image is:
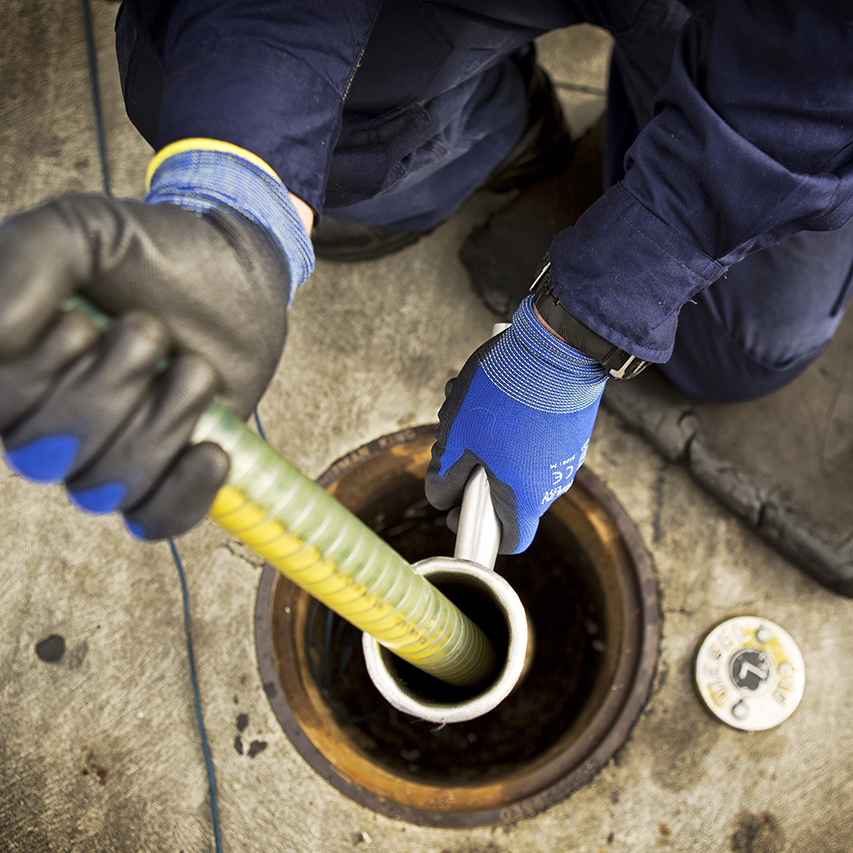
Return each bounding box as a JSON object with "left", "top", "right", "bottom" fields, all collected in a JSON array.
[{"left": 529, "top": 260, "right": 649, "bottom": 380}]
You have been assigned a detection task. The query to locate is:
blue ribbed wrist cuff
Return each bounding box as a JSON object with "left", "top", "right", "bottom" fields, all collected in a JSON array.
[
  {"left": 514, "top": 296, "right": 606, "bottom": 373},
  {"left": 479, "top": 297, "right": 608, "bottom": 414},
  {"left": 145, "top": 149, "right": 315, "bottom": 304}
]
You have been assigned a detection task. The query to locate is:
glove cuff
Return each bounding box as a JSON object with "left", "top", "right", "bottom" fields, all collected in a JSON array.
[
  {"left": 144, "top": 139, "right": 315, "bottom": 304},
  {"left": 480, "top": 296, "right": 608, "bottom": 414},
  {"left": 512, "top": 296, "right": 606, "bottom": 373}
]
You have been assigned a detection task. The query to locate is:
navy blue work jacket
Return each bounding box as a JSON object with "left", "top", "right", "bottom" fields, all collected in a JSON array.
[{"left": 122, "top": 1, "right": 853, "bottom": 362}]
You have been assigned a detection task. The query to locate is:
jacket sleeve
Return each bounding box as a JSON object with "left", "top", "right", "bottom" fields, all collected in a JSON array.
[
  {"left": 124, "top": 0, "right": 383, "bottom": 217},
  {"left": 549, "top": 0, "right": 853, "bottom": 363}
]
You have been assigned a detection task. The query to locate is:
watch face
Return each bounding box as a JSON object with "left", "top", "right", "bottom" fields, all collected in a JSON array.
[{"left": 694, "top": 616, "right": 805, "bottom": 731}]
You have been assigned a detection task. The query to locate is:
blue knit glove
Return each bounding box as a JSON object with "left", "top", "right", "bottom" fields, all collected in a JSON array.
[
  {"left": 0, "top": 140, "right": 313, "bottom": 539},
  {"left": 144, "top": 142, "right": 313, "bottom": 305},
  {"left": 425, "top": 296, "right": 607, "bottom": 554}
]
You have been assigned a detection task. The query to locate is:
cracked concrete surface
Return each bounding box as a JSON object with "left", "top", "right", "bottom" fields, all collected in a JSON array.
[
  {"left": 605, "top": 357, "right": 853, "bottom": 592},
  {"left": 1, "top": 4, "right": 852, "bottom": 852}
]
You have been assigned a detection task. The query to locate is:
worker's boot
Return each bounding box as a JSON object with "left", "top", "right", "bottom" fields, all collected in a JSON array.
[
  {"left": 312, "top": 44, "right": 573, "bottom": 262},
  {"left": 476, "top": 43, "right": 574, "bottom": 193},
  {"left": 309, "top": 219, "right": 435, "bottom": 262},
  {"left": 460, "top": 117, "right": 605, "bottom": 318}
]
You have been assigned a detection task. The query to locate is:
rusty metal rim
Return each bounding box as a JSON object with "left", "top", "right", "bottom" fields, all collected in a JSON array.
[{"left": 255, "top": 426, "right": 659, "bottom": 827}]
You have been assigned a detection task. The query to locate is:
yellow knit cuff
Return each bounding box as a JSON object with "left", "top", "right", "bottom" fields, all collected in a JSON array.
[{"left": 145, "top": 138, "right": 281, "bottom": 191}]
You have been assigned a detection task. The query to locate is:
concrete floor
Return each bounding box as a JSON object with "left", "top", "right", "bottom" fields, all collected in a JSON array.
[{"left": 1, "top": 4, "right": 852, "bottom": 852}]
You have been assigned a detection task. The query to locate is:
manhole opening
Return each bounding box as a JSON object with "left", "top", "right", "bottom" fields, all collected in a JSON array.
[
  {"left": 305, "top": 496, "right": 604, "bottom": 783},
  {"left": 257, "top": 427, "right": 658, "bottom": 827}
]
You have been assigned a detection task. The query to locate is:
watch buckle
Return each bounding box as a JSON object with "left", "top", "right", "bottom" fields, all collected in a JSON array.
[
  {"left": 529, "top": 260, "right": 551, "bottom": 293},
  {"left": 608, "top": 355, "right": 649, "bottom": 381}
]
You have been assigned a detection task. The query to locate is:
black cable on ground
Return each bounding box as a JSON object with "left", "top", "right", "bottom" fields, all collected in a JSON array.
[
  {"left": 169, "top": 539, "right": 224, "bottom": 853},
  {"left": 81, "top": 0, "right": 111, "bottom": 198},
  {"left": 81, "top": 2, "right": 224, "bottom": 849}
]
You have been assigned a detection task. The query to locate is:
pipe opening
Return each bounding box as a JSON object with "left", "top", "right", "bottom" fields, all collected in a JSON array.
[
  {"left": 256, "top": 427, "right": 658, "bottom": 827},
  {"left": 378, "top": 569, "right": 511, "bottom": 703}
]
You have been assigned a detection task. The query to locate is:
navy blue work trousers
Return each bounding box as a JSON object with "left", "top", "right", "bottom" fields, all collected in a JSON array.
[{"left": 117, "top": 2, "right": 853, "bottom": 403}]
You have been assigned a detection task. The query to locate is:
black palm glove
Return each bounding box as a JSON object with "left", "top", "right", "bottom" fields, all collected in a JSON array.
[{"left": 0, "top": 142, "right": 314, "bottom": 539}]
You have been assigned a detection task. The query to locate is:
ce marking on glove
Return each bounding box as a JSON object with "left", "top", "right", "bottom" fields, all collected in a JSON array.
[
  {"left": 549, "top": 454, "right": 576, "bottom": 485},
  {"left": 543, "top": 454, "right": 577, "bottom": 504}
]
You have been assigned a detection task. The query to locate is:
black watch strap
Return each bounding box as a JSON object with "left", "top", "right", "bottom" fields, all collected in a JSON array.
[{"left": 530, "top": 261, "right": 649, "bottom": 380}]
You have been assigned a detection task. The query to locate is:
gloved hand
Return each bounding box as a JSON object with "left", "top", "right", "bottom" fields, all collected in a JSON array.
[
  {"left": 0, "top": 141, "right": 314, "bottom": 539},
  {"left": 425, "top": 296, "right": 607, "bottom": 554}
]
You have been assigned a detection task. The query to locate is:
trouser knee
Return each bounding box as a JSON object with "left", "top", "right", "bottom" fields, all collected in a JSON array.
[
  {"left": 660, "top": 225, "right": 853, "bottom": 403},
  {"left": 660, "top": 306, "right": 826, "bottom": 403}
]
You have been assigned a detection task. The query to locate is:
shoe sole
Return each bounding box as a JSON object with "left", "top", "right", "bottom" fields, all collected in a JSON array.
[{"left": 313, "top": 226, "right": 436, "bottom": 262}]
